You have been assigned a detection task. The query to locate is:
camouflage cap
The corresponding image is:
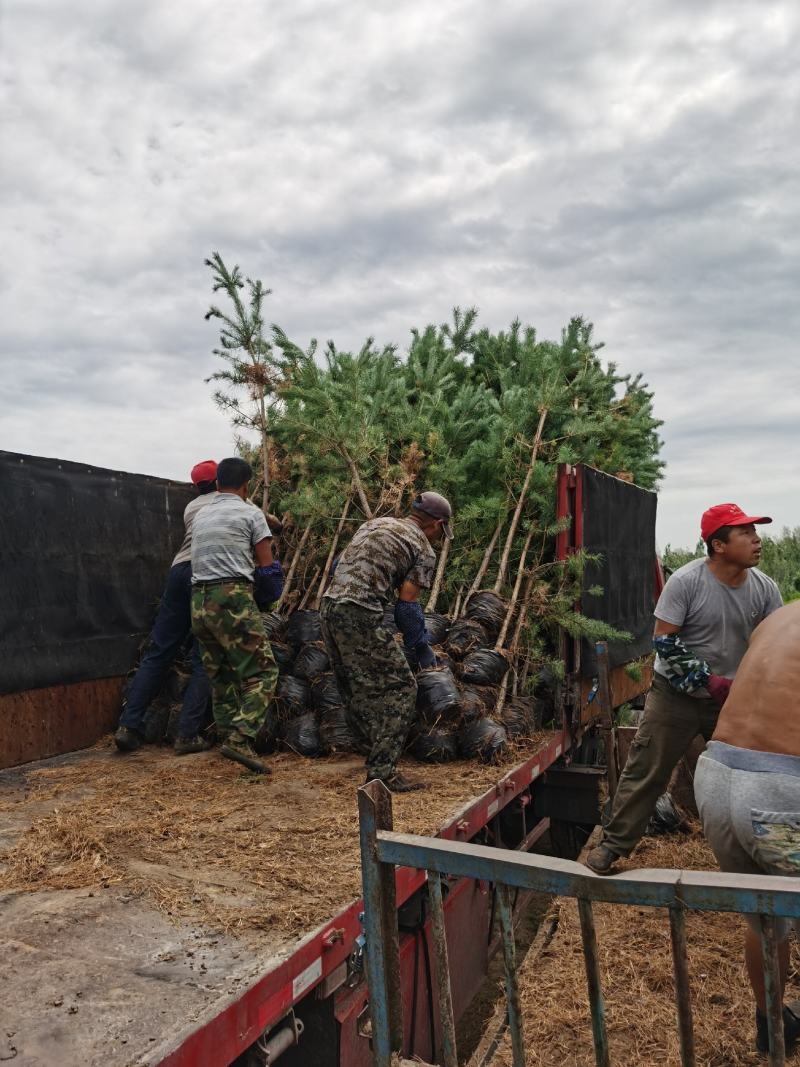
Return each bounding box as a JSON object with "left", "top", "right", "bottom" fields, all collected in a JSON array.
[{"left": 412, "top": 491, "right": 453, "bottom": 540}]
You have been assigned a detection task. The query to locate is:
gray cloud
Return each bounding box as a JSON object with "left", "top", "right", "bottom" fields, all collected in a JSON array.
[{"left": 1, "top": 0, "right": 799, "bottom": 547}]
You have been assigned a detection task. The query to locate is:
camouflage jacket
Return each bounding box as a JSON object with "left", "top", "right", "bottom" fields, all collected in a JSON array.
[{"left": 323, "top": 517, "right": 436, "bottom": 613}]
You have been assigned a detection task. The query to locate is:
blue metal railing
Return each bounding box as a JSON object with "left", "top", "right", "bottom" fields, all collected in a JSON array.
[{"left": 358, "top": 780, "right": 800, "bottom": 1067}]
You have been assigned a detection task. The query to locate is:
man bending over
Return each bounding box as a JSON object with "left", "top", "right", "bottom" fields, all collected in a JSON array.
[{"left": 695, "top": 602, "right": 800, "bottom": 1053}]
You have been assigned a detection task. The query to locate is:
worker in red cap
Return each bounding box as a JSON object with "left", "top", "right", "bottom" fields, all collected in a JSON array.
[
  {"left": 586, "top": 502, "right": 782, "bottom": 874},
  {"left": 115, "top": 460, "right": 219, "bottom": 756}
]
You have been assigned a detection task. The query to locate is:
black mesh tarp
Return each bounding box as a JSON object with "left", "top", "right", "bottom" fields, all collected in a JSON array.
[
  {"left": 580, "top": 467, "right": 657, "bottom": 677},
  {"left": 0, "top": 452, "right": 193, "bottom": 695}
]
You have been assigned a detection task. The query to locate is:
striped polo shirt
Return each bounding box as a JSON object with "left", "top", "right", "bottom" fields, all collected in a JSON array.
[{"left": 190, "top": 493, "right": 271, "bottom": 583}]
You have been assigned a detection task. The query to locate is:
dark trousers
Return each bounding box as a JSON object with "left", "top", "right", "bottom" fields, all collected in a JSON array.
[
  {"left": 602, "top": 674, "right": 719, "bottom": 856},
  {"left": 119, "top": 562, "right": 211, "bottom": 739}
]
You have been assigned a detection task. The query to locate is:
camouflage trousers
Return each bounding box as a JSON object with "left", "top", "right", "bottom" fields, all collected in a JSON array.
[
  {"left": 191, "top": 581, "right": 278, "bottom": 742},
  {"left": 320, "top": 598, "right": 417, "bottom": 780}
]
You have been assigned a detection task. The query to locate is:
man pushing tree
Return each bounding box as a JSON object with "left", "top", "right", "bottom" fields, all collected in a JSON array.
[{"left": 320, "top": 492, "right": 453, "bottom": 793}]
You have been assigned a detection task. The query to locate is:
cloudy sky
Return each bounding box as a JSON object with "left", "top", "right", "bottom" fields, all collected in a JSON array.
[{"left": 2, "top": 0, "right": 798, "bottom": 548}]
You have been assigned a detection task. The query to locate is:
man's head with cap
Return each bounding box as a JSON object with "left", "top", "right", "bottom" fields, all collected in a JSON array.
[
  {"left": 701, "top": 502, "right": 771, "bottom": 567},
  {"left": 191, "top": 460, "right": 218, "bottom": 495},
  {"left": 411, "top": 491, "right": 453, "bottom": 544}
]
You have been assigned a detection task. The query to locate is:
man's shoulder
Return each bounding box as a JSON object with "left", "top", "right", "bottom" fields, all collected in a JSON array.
[
  {"left": 747, "top": 567, "right": 780, "bottom": 594},
  {"left": 666, "top": 557, "right": 707, "bottom": 586},
  {"left": 185, "top": 492, "right": 218, "bottom": 517}
]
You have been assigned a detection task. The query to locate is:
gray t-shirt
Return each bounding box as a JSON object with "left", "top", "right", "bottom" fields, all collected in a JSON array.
[
  {"left": 172, "top": 492, "right": 219, "bottom": 567},
  {"left": 190, "top": 493, "right": 271, "bottom": 582},
  {"left": 654, "top": 557, "right": 782, "bottom": 683}
]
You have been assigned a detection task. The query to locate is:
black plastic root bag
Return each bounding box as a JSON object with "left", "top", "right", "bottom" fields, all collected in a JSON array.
[
  {"left": 457, "top": 716, "right": 508, "bottom": 762},
  {"left": 319, "top": 706, "right": 357, "bottom": 753},
  {"left": 424, "top": 612, "right": 450, "bottom": 645},
  {"left": 286, "top": 609, "right": 322, "bottom": 648},
  {"left": 459, "top": 649, "right": 509, "bottom": 686},
  {"left": 311, "top": 672, "right": 345, "bottom": 713},
  {"left": 501, "top": 697, "right": 536, "bottom": 738},
  {"left": 464, "top": 590, "right": 507, "bottom": 640},
  {"left": 274, "top": 675, "right": 311, "bottom": 718},
  {"left": 282, "top": 710, "right": 322, "bottom": 757},
  {"left": 431, "top": 647, "right": 456, "bottom": 674},
  {"left": 469, "top": 684, "right": 500, "bottom": 714},
  {"left": 271, "top": 641, "right": 295, "bottom": 675},
  {"left": 645, "top": 793, "right": 684, "bottom": 836},
  {"left": 292, "top": 641, "right": 330, "bottom": 681},
  {"left": 445, "top": 619, "right": 490, "bottom": 658},
  {"left": 411, "top": 726, "right": 460, "bottom": 763},
  {"left": 416, "top": 666, "right": 461, "bottom": 718},
  {"left": 459, "top": 686, "right": 486, "bottom": 722},
  {"left": 261, "top": 610, "right": 287, "bottom": 640}
]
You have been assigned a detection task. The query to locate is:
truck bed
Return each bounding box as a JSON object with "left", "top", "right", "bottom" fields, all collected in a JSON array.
[{"left": 0, "top": 735, "right": 554, "bottom": 1066}]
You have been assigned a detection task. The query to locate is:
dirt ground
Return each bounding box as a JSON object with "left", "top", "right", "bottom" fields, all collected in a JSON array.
[{"left": 481, "top": 829, "right": 800, "bottom": 1067}]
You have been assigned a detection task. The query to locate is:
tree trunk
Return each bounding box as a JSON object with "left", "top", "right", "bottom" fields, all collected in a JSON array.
[
  {"left": 298, "top": 566, "right": 322, "bottom": 610},
  {"left": 426, "top": 536, "right": 450, "bottom": 613},
  {"left": 452, "top": 585, "right": 464, "bottom": 620},
  {"left": 493, "top": 409, "right": 548, "bottom": 593},
  {"left": 278, "top": 525, "right": 311, "bottom": 609},
  {"left": 463, "top": 498, "right": 508, "bottom": 613},
  {"left": 258, "top": 391, "right": 271, "bottom": 516},
  {"left": 495, "top": 526, "right": 535, "bottom": 650},
  {"left": 495, "top": 571, "right": 537, "bottom": 719},
  {"left": 313, "top": 495, "right": 353, "bottom": 610},
  {"left": 341, "top": 447, "right": 373, "bottom": 519}
]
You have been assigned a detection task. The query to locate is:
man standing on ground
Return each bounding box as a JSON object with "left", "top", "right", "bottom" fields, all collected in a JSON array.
[
  {"left": 191, "top": 457, "right": 278, "bottom": 774},
  {"left": 586, "top": 503, "right": 782, "bottom": 874},
  {"left": 115, "top": 460, "right": 218, "bottom": 757},
  {"left": 695, "top": 601, "right": 800, "bottom": 1053},
  {"left": 321, "top": 492, "right": 453, "bottom": 793}
]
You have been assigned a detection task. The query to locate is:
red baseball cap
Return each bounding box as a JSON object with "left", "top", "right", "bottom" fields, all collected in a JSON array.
[
  {"left": 700, "top": 503, "right": 772, "bottom": 542},
  {"left": 190, "top": 459, "right": 218, "bottom": 485}
]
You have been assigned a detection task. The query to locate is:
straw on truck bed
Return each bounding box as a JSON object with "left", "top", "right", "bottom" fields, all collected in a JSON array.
[{"left": 0, "top": 733, "right": 557, "bottom": 1066}]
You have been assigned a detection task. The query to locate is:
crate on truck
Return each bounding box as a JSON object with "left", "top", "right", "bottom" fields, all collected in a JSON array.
[{"left": 0, "top": 452, "right": 658, "bottom": 1066}]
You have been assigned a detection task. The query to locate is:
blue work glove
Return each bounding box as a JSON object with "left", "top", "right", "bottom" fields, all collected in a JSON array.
[
  {"left": 395, "top": 599, "right": 437, "bottom": 671},
  {"left": 254, "top": 560, "right": 284, "bottom": 611}
]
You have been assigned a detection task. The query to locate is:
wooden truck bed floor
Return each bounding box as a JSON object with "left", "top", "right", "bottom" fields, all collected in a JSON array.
[{"left": 0, "top": 735, "right": 550, "bottom": 1066}]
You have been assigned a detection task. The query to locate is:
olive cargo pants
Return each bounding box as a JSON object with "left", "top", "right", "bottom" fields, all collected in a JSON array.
[{"left": 603, "top": 674, "right": 719, "bottom": 857}]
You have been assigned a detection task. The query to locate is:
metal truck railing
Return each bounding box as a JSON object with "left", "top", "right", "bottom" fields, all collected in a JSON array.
[{"left": 358, "top": 780, "right": 800, "bottom": 1067}]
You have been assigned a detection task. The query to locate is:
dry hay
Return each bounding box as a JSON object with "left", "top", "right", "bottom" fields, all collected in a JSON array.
[
  {"left": 488, "top": 830, "right": 800, "bottom": 1066},
  {"left": 0, "top": 734, "right": 545, "bottom": 944}
]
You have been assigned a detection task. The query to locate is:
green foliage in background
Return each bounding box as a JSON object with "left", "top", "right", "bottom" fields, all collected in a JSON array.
[{"left": 663, "top": 530, "right": 800, "bottom": 603}]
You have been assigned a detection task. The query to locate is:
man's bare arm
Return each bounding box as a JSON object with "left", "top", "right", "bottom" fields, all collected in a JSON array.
[{"left": 254, "top": 538, "right": 274, "bottom": 568}]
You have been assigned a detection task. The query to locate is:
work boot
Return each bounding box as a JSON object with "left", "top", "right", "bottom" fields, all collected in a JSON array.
[
  {"left": 371, "top": 771, "right": 426, "bottom": 794},
  {"left": 755, "top": 1004, "right": 800, "bottom": 1053},
  {"left": 220, "top": 732, "right": 270, "bottom": 774},
  {"left": 174, "top": 735, "right": 211, "bottom": 756},
  {"left": 584, "top": 843, "right": 620, "bottom": 875},
  {"left": 114, "top": 726, "right": 144, "bottom": 753}
]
